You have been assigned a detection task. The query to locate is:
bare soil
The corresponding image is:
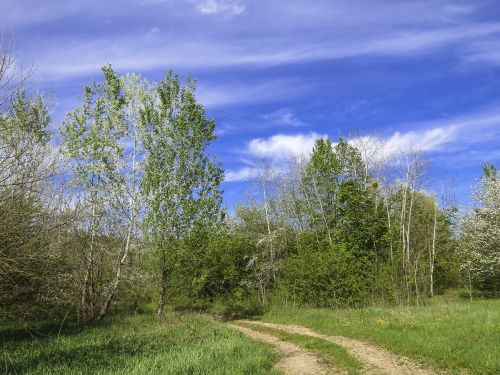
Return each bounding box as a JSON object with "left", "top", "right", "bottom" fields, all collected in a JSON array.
[
  {"left": 228, "top": 323, "right": 335, "bottom": 374},
  {"left": 236, "top": 320, "right": 437, "bottom": 375}
]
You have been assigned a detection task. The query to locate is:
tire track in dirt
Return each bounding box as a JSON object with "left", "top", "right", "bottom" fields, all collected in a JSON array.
[
  {"left": 238, "top": 320, "right": 437, "bottom": 375},
  {"left": 228, "top": 323, "right": 337, "bottom": 375}
]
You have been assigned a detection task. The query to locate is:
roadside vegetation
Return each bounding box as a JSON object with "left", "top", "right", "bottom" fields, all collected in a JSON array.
[
  {"left": 262, "top": 293, "right": 500, "bottom": 374},
  {"left": 1, "top": 312, "right": 279, "bottom": 374}
]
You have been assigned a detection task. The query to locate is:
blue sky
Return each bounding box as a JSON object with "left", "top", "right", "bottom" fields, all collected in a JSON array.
[{"left": 4, "top": 0, "right": 500, "bottom": 208}]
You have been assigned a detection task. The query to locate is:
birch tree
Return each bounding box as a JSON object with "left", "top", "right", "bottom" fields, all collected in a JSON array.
[
  {"left": 97, "top": 74, "right": 154, "bottom": 319},
  {"left": 62, "top": 65, "right": 126, "bottom": 321}
]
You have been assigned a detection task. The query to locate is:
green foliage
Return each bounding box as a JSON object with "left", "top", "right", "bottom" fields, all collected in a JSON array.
[
  {"left": 282, "top": 242, "right": 374, "bottom": 307},
  {"left": 335, "top": 179, "right": 387, "bottom": 254},
  {"left": 1, "top": 91, "right": 50, "bottom": 143},
  {"left": 0, "top": 91, "right": 69, "bottom": 322},
  {"left": 209, "top": 300, "right": 266, "bottom": 320},
  {"left": 165, "top": 230, "right": 256, "bottom": 302},
  {"left": 141, "top": 71, "right": 224, "bottom": 242},
  {"left": 62, "top": 65, "right": 125, "bottom": 189},
  {"left": 0, "top": 313, "right": 278, "bottom": 374},
  {"left": 140, "top": 71, "right": 224, "bottom": 317},
  {"left": 274, "top": 136, "right": 394, "bottom": 307}
]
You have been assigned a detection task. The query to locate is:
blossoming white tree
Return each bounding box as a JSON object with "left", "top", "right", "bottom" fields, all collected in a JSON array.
[{"left": 460, "top": 163, "right": 500, "bottom": 294}]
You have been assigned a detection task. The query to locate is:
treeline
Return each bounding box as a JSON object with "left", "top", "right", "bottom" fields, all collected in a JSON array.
[
  {"left": 189, "top": 138, "right": 461, "bottom": 309},
  {"left": 1, "top": 51, "right": 498, "bottom": 323}
]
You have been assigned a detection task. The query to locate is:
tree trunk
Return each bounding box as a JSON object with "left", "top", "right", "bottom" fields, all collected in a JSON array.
[
  {"left": 467, "top": 263, "right": 473, "bottom": 301},
  {"left": 429, "top": 204, "right": 437, "bottom": 297},
  {"left": 98, "top": 135, "right": 138, "bottom": 320},
  {"left": 259, "top": 280, "right": 267, "bottom": 306},
  {"left": 386, "top": 200, "right": 399, "bottom": 305},
  {"left": 262, "top": 179, "right": 276, "bottom": 283},
  {"left": 405, "top": 188, "right": 414, "bottom": 303},
  {"left": 414, "top": 252, "right": 420, "bottom": 306},
  {"left": 156, "top": 277, "right": 167, "bottom": 322},
  {"left": 97, "top": 227, "right": 132, "bottom": 320},
  {"left": 80, "top": 197, "right": 96, "bottom": 322},
  {"left": 311, "top": 175, "right": 332, "bottom": 245},
  {"left": 400, "top": 182, "right": 408, "bottom": 304}
]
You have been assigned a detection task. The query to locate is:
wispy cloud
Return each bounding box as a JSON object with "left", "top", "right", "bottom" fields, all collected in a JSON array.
[
  {"left": 463, "top": 41, "right": 500, "bottom": 66},
  {"left": 197, "top": 79, "right": 312, "bottom": 107},
  {"left": 224, "top": 107, "right": 500, "bottom": 182},
  {"left": 194, "top": 0, "right": 245, "bottom": 15},
  {"left": 225, "top": 166, "right": 258, "bottom": 182},
  {"left": 381, "top": 126, "right": 458, "bottom": 156},
  {"left": 15, "top": 0, "right": 499, "bottom": 83},
  {"left": 34, "top": 23, "right": 500, "bottom": 81},
  {"left": 262, "top": 108, "right": 304, "bottom": 127}
]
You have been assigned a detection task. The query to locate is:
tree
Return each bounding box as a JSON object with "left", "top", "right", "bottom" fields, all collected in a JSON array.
[
  {"left": 460, "top": 163, "right": 500, "bottom": 293},
  {"left": 302, "top": 137, "right": 340, "bottom": 244},
  {"left": 140, "top": 71, "right": 224, "bottom": 321},
  {"left": 62, "top": 65, "right": 126, "bottom": 321},
  {"left": 0, "top": 91, "right": 55, "bottom": 191},
  {"left": 97, "top": 73, "right": 154, "bottom": 319},
  {"left": 0, "top": 34, "right": 33, "bottom": 112},
  {"left": 0, "top": 89, "right": 67, "bottom": 322}
]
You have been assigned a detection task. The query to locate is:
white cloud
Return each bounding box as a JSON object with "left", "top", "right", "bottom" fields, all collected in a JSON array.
[
  {"left": 224, "top": 107, "right": 500, "bottom": 182},
  {"left": 194, "top": 0, "right": 245, "bottom": 15},
  {"left": 225, "top": 166, "right": 258, "bottom": 182},
  {"left": 243, "top": 127, "right": 457, "bottom": 168},
  {"left": 350, "top": 108, "right": 500, "bottom": 161},
  {"left": 248, "top": 133, "right": 325, "bottom": 160},
  {"left": 381, "top": 126, "right": 458, "bottom": 156},
  {"left": 262, "top": 108, "right": 304, "bottom": 127}
]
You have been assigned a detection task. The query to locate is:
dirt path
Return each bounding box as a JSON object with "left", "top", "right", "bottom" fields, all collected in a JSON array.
[
  {"left": 237, "top": 320, "right": 436, "bottom": 375},
  {"left": 228, "top": 323, "right": 334, "bottom": 375}
]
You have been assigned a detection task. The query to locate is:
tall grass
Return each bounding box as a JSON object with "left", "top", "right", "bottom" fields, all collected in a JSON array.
[
  {"left": 1, "top": 313, "right": 279, "bottom": 374},
  {"left": 262, "top": 295, "right": 500, "bottom": 374}
]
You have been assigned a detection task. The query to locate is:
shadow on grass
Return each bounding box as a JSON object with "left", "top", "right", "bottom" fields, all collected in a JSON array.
[
  {"left": 3, "top": 335, "right": 162, "bottom": 373},
  {"left": 171, "top": 299, "right": 267, "bottom": 321},
  {"left": 458, "top": 290, "right": 499, "bottom": 300},
  {"left": 0, "top": 317, "right": 117, "bottom": 344}
]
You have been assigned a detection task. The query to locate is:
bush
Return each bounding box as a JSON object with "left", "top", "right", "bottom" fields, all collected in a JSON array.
[
  {"left": 281, "top": 243, "right": 376, "bottom": 308},
  {"left": 209, "top": 299, "right": 266, "bottom": 321}
]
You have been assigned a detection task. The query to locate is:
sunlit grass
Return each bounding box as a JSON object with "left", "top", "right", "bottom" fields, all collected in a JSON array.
[{"left": 262, "top": 294, "right": 500, "bottom": 374}]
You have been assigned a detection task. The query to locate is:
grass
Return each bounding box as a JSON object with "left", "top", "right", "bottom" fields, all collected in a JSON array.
[
  {"left": 1, "top": 312, "right": 280, "bottom": 374},
  {"left": 236, "top": 321, "right": 364, "bottom": 374},
  {"left": 261, "top": 294, "right": 500, "bottom": 374}
]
